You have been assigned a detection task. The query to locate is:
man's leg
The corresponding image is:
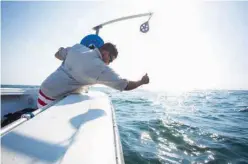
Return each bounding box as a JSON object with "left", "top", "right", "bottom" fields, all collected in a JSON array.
[{"left": 37, "top": 89, "right": 55, "bottom": 108}]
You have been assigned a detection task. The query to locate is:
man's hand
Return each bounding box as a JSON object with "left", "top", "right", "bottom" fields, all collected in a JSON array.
[
  {"left": 124, "top": 73, "right": 150, "bottom": 91},
  {"left": 141, "top": 73, "right": 149, "bottom": 85},
  {"left": 55, "top": 47, "right": 64, "bottom": 61}
]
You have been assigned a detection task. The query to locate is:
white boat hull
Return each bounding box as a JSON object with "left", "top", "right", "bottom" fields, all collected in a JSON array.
[{"left": 1, "top": 90, "right": 124, "bottom": 164}]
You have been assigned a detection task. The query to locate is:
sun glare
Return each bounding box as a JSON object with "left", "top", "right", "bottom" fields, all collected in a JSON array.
[{"left": 108, "top": 1, "right": 222, "bottom": 91}]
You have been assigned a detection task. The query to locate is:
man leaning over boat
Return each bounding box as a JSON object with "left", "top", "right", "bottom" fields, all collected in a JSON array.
[{"left": 37, "top": 42, "right": 149, "bottom": 108}]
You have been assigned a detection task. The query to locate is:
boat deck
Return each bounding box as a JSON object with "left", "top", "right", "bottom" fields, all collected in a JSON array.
[{"left": 1, "top": 91, "right": 124, "bottom": 164}]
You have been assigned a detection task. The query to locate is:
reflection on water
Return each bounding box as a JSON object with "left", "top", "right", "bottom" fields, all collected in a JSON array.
[{"left": 106, "top": 89, "right": 248, "bottom": 164}]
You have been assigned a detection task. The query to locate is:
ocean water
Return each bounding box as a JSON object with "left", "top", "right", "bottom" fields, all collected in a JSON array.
[
  {"left": 96, "top": 88, "right": 248, "bottom": 164},
  {"left": 2, "top": 85, "right": 248, "bottom": 163}
]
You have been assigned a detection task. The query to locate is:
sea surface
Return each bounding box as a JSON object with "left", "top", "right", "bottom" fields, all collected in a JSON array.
[{"left": 2, "top": 85, "right": 248, "bottom": 164}]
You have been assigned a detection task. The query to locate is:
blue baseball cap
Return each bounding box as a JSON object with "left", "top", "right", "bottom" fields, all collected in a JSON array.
[{"left": 80, "top": 34, "right": 104, "bottom": 49}]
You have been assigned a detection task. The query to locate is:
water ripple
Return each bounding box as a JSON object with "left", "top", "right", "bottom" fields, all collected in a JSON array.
[{"left": 108, "top": 89, "right": 248, "bottom": 163}]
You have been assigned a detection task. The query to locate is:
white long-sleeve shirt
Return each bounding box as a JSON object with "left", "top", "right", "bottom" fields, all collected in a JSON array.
[{"left": 40, "top": 44, "right": 128, "bottom": 99}]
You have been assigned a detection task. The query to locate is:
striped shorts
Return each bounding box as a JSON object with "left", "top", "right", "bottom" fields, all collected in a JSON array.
[{"left": 37, "top": 89, "right": 56, "bottom": 108}]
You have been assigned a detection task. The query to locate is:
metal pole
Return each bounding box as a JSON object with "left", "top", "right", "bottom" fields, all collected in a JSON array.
[{"left": 93, "top": 12, "right": 153, "bottom": 35}]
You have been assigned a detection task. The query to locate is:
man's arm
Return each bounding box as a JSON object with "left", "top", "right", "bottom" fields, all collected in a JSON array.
[
  {"left": 97, "top": 63, "right": 150, "bottom": 91},
  {"left": 124, "top": 74, "right": 149, "bottom": 91},
  {"left": 124, "top": 80, "right": 142, "bottom": 90}
]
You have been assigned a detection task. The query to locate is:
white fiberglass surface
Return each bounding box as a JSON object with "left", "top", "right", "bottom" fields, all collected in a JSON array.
[{"left": 1, "top": 91, "right": 118, "bottom": 164}]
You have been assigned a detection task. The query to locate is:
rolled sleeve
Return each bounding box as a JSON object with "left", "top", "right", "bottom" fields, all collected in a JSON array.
[{"left": 97, "top": 66, "right": 128, "bottom": 91}]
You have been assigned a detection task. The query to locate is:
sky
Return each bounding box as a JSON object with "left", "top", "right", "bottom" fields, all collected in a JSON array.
[{"left": 1, "top": 1, "right": 248, "bottom": 90}]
